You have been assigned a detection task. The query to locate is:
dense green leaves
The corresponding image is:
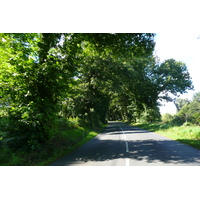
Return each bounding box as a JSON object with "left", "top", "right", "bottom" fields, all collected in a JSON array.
[
  {"left": 106, "top": 57, "right": 193, "bottom": 123},
  {"left": 0, "top": 33, "right": 194, "bottom": 153},
  {"left": 156, "top": 59, "right": 193, "bottom": 96},
  {"left": 185, "top": 92, "right": 200, "bottom": 125},
  {"left": 164, "top": 92, "right": 200, "bottom": 125},
  {"left": 174, "top": 98, "right": 190, "bottom": 111},
  {"left": 0, "top": 33, "right": 75, "bottom": 150}
]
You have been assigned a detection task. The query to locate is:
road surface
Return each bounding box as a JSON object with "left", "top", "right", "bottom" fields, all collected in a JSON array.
[{"left": 50, "top": 122, "right": 200, "bottom": 166}]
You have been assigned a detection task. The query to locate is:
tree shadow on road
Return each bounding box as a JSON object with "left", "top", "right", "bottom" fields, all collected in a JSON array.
[
  {"left": 50, "top": 138, "right": 200, "bottom": 166},
  {"left": 50, "top": 122, "right": 200, "bottom": 166}
]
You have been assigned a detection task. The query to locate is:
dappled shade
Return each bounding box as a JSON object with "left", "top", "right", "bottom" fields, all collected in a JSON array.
[{"left": 50, "top": 122, "right": 200, "bottom": 166}]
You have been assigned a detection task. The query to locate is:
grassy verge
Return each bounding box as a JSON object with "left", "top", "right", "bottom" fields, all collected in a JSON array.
[
  {"left": 38, "top": 128, "right": 99, "bottom": 166},
  {"left": 0, "top": 118, "right": 106, "bottom": 166},
  {"left": 132, "top": 123, "right": 200, "bottom": 150}
]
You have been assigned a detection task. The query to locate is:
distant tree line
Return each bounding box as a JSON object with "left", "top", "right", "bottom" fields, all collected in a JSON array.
[{"left": 162, "top": 92, "right": 200, "bottom": 125}]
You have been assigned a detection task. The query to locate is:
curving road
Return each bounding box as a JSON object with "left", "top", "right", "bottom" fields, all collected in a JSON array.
[{"left": 50, "top": 122, "right": 200, "bottom": 166}]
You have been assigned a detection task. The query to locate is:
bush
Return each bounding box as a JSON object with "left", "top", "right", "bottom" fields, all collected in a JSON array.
[
  {"left": 162, "top": 113, "right": 173, "bottom": 123},
  {"left": 4, "top": 103, "right": 58, "bottom": 153},
  {"left": 182, "top": 122, "right": 192, "bottom": 126}
]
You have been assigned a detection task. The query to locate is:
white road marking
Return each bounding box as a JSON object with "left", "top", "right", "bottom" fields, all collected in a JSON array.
[
  {"left": 119, "top": 126, "right": 127, "bottom": 139},
  {"left": 123, "top": 133, "right": 127, "bottom": 141},
  {"left": 126, "top": 158, "right": 130, "bottom": 166},
  {"left": 125, "top": 142, "right": 129, "bottom": 152},
  {"left": 119, "top": 126, "right": 129, "bottom": 152},
  {"left": 119, "top": 125, "right": 130, "bottom": 166}
]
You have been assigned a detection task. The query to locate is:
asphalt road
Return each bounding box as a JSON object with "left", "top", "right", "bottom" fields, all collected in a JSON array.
[{"left": 50, "top": 121, "right": 200, "bottom": 166}]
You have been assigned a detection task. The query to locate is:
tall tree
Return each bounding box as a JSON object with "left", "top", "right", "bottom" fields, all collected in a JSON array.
[
  {"left": 68, "top": 34, "right": 156, "bottom": 125},
  {"left": 0, "top": 33, "right": 156, "bottom": 150},
  {"left": 107, "top": 57, "right": 193, "bottom": 122},
  {"left": 174, "top": 98, "right": 191, "bottom": 112},
  {"left": 188, "top": 92, "right": 200, "bottom": 125},
  {"left": 153, "top": 59, "right": 193, "bottom": 100},
  {"left": 0, "top": 33, "right": 76, "bottom": 150}
]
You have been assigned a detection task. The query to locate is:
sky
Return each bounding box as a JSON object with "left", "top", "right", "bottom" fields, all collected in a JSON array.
[{"left": 154, "top": 33, "right": 200, "bottom": 114}]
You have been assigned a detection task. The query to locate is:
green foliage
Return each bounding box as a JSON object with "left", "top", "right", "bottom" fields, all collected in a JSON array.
[
  {"left": 138, "top": 105, "right": 161, "bottom": 123},
  {"left": 0, "top": 33, "right": 195, "bottom": 165},
  {"left": 133, "top": 123, "right": 200, "bottom": 150},
  {"left": 177, "top": 103, "right": 191, "bottom": 123},
  {"left": 189, "top": 92, "right": 200, "bottom": 125},
  {"left": 0, "top": 117, "right": 101, "bottom": 165},
  {"left": 0, "top": 33, "right": 75, "bottom": 151},
  {"left": 174, "top": 98, "right": 190, "bottom": 111},
  {"left": 162, "top": 113, "right": 174, "bottom": 123},
  {"left": 107, "top": 56, "right": 193, "bottom": 123},
  {"left": 170, "top": 92, "right": 200, "bottom": 125},
  {"left": 155, "top": 59, "right": 193, "bottom": 99}
]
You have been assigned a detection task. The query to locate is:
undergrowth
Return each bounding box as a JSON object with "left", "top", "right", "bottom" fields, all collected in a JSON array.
[{"left": 0, "top": 117, "right": 105, "bottom": 166}]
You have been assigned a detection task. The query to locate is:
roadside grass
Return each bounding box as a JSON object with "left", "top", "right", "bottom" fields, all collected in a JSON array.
[
  {"left": 132, "top": 123, "right": 200, "bottom": 150},
  {"left": 39, "top": 121, "right": 101, "bottom": 166},
  {"left": 0, "top": 117, "right": 106, "bottom": 166}
]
